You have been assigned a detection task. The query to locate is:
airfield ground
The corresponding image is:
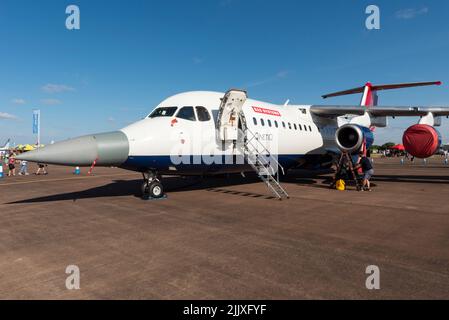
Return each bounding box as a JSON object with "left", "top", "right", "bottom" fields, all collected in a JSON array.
[{"left": 0, "top": 157, "right": 448, "bottom": 299}]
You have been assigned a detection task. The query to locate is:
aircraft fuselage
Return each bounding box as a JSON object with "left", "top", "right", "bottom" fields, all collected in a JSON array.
[{"left": 119, "top": 91, "right": 338, "bottom": 175}]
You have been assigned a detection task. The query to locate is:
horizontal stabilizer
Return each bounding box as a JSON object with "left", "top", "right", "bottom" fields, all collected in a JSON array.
[
  {"left": 322, "top": 81, "right": 442, "bottom": 99},
  {"left": 310, "top": 105, "right": 449, "bottom": 117}
]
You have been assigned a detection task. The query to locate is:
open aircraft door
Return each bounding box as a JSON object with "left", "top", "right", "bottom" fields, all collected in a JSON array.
[{"left": 216, "top": 89, "right": 247, "bottom": 141}]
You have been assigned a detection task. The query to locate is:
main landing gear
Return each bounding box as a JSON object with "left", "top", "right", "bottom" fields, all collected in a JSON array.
[{"left": 141, "top": 171, "right": 165, "bottom": 199}]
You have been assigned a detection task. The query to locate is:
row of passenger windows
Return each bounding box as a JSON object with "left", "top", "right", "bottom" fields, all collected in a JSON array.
[
  {"left": 149, "top": 106, "right": 211, "bottom": 122},
  {"left": 252, "top": 117, "right": 313, "bottom": 132},
  {"left": 150, "top": 107, "right": 314, "bottom": 133}
]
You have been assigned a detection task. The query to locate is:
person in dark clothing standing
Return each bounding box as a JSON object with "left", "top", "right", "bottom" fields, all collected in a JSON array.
[{"left": 355, "top": 151, "right": 374, "bottom": 191}]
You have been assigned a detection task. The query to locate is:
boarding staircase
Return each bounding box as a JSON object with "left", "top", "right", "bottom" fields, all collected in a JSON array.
[
  {"left": 241, "top": 124, "right": 289, "bottom": 200},
  {"left": 217, "top": 89, "right": 289, "bottom": 200}
]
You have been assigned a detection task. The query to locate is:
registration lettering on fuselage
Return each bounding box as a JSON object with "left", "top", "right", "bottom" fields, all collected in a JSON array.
[{"left": 255, "top": 132, "right": 273, "bottom": 141}]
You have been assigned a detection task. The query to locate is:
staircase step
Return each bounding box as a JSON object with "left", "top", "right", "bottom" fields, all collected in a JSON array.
[{"left": 243, "top": 130, "right": 289, "bottom": 199}]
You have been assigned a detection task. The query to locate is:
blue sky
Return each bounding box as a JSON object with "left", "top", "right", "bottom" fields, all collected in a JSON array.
[{"left": 1, "top": 0, "right": 449, "bottom": 145}]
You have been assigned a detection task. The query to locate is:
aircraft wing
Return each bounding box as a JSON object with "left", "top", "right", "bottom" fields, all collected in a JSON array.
[{"left": 310, "top": 105, "right": 449, "bottom": 118}]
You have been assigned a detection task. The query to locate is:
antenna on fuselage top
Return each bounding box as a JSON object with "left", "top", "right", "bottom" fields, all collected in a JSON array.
[{"left": 284, "top": 99, "right": 290, "bottom": 106}]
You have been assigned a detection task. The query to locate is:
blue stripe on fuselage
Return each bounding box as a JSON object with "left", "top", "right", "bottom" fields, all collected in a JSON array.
[{"left": 120, "top": 154, "right": 328, "bottom": 174}]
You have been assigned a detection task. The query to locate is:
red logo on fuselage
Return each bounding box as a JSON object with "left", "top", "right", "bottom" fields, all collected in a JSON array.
[{"left": 252, "top": 106, "right": 281, "bottom": 117}]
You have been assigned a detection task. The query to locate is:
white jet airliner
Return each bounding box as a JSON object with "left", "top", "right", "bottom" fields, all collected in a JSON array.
[{"left": 18, "top": 81, "right": 449, "bottom": 199}]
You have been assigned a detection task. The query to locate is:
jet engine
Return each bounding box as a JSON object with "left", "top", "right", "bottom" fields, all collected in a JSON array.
[
  {"left": 335, "top": 124, "right": 374, "bottom": 153},
  {"left": 403, "top": 124, "right": 441, "bottom": 159}
]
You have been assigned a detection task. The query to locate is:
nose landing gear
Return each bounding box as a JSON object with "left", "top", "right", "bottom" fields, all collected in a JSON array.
[{"left": 141, "top": 171, "right": 165, "bottom": 199}]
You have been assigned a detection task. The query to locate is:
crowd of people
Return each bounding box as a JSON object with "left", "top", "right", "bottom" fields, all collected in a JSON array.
[
  {"left": 380, "top": 148, "right": 449, "bottom": 161},
  {"left": 1, "top": 150, "right": 47, "bottom": 177}
]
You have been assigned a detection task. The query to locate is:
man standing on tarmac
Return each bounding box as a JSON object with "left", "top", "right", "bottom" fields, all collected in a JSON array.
[{"left": 355, "top": 151, "right": 374, "bottom": 192}]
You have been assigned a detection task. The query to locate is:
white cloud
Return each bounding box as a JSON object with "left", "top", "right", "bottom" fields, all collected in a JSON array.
[
  {"left": 0, "top": 112, "right": 17, "bottom": 120},
  {"left": 11, "top": 98, "right": 26, "bottom": 105},
  {"left": 41, "top": 98, "right": 62, "bottom": 105},
  {"left": 193, "top": 57, "right": 203, "bottom": 65},
  {"left": 220, "top": 0, "right": 233, "bottom": 7},
  {"left": 276, "top": 70, "right": 290, "bottom": 78},
  {"left": 246, "top": 70, "right": 291, "bottom": 88},
  {"left": 396, "top": 7, "right": 429, "bottom": 20},
  {"left": 41, "top": 84, "right": 75, "bottom": 93}
]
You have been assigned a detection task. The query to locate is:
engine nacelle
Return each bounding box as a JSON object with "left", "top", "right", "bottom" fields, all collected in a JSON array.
[
  {"left": 403, "top": 124, "right": 441, "bottom": 159},
  {"left": 335, "top": 124, "right": 374, "bottom": 153}
]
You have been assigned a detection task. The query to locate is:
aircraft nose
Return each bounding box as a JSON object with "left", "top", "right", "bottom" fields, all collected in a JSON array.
[{"left": 16, "top": 131, "right": 129, "bottom": 166}]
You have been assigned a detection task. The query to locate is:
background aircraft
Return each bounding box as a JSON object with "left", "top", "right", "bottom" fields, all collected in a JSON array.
[
  {"left": 18, "top": 81, "right": 449, "bottom": 199},
  {"left": 0, "top": 139, "right": 11, "bottom": 151}
]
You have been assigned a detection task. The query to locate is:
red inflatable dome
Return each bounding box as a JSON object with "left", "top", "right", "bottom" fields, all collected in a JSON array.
[{"left": 402, "top": 124, "right": 441, "bottom": 159}]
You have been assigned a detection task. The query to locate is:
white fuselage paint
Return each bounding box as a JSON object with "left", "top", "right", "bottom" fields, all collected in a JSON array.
[{"left": 120, "top": 91, "right": 339, "bottom": 171}]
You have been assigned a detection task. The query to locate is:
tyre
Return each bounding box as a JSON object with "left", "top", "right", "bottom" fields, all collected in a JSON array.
[
  {"left": 141, "top": 181, "right": 150, "bottom": 196},
  {"left": 148, "top": 181, "right": 164, "bottom": 198}
]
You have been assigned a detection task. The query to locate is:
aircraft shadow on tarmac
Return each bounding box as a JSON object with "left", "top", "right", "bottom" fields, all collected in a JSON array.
[
  {"left": 9, "top": 170, "right": 447, "bottom": 204},
  {"left": 7, "top": 170, "right": 332, "bottom": 204},
  {"left": 372, "top": 174, "right": 449, "bottom": 184},
  {"left": 8, "top": 173, "right": 318, "bottom": 204}
]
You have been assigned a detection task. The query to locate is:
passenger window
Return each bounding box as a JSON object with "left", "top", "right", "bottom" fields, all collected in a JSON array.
[
  {"left": 274, "top": 121, "right": 278, "bottom": 128},
  {"left": 304, "top": 125, "right": 308, "bottom": 132},
  {"left": 288, "top": 123, "right": 292, "bottom": 130},
  {"left": 253, "top": 117, "right": 257, "bottom": 125},
  {"left": 309, "top": 125, "right": 312, "bottom": 131},
  {"left": 294, "top": 124, "right": 297, "bottom": 130},
  {"left": 268, "top": 119, "right": 272, "bottom": 127},
  {"left": 195, "top": 106, "right": 211, "bottom": 122},
  {"left": 299, "top": 124, "right": 302, "bottom": 131},
  {"left": 261, "top": 119, "right": 265, "bottom": 126},
  {"left": 176, "top": 106, "right": 196, "bottom": 121},
  {"left": 282, "top": 122, "right": 286, "bottom": 128},
  {"left": 149, "top": 106, "right": 178, "bottom": 118}
]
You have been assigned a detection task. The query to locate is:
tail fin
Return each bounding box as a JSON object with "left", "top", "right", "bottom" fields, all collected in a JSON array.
[
  {"left": 322, "top": 81, "right": 442, "bottom": 107},
  {"left": 1, "top": 139, "right": 10, "bottom": 149}
]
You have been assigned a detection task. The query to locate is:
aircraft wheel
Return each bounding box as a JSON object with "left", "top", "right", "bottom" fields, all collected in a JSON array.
[
  {"left": 141, "top": 180, "right": 150, "bottom": 196},
  {"left": 148, "top": 181, "right": 164, "bottom": 198}
]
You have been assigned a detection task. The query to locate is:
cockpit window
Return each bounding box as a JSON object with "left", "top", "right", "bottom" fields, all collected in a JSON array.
[
  {"left": 149, "top": 107, "right": 178, "bottom": 118},
  {"left": 176, "top": 106, "right": 196, "bottom": 121},
  {"left": 195, "top": 106, "right": 211, "bottom": 122}
]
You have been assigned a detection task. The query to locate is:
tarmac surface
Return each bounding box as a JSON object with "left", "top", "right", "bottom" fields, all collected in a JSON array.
[{"left": 0, "top": 157, "right": 448, "bottom": 299}]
